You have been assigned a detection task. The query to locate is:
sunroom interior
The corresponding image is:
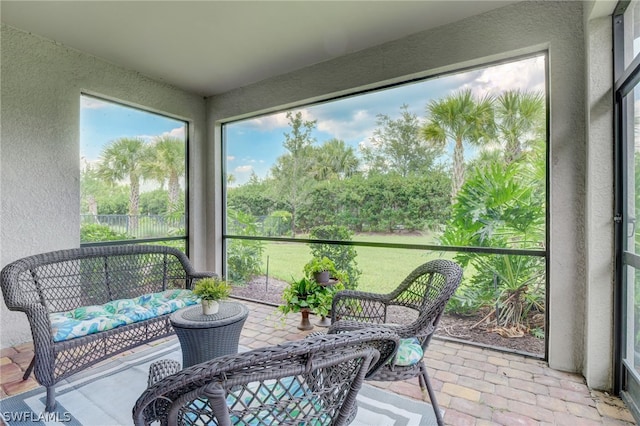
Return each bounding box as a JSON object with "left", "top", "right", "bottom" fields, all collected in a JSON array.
[{"left": 1, "top": 0, "right": 636, "bottom": 421}]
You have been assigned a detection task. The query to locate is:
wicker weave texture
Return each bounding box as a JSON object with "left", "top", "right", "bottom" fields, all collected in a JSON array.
[
  {"left": 132, "top": 328, "right": 399, "bottom": 426},
  {"left": 328, "top": 259, "right": 463, "bottom": 426},
  {"left": 171, "top": 302, "right": 249, "bottom": 367},
  {"left": 0, "top": 244, "right": 214, "bottom": 412}
]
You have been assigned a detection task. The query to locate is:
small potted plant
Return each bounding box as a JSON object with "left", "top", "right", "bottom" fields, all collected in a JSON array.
[
  {"left": 278, "top": 277, "right": 324, "bottom": 330},
  {"left": 192, "top": 277, "right": 231, "bottom": 315},
  {"left": 303, "top": 256, "right": 337, "bottom": 284},
  {"left": 278, "top": 276, "right": 344, "bottom": 330}
]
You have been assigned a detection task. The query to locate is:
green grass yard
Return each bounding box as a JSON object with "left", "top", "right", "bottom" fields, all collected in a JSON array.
[{"left": 259, "top": 233, "right": 454, "bottom": 293}]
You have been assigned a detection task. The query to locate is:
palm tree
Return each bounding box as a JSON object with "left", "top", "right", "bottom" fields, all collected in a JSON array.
[
  {"left": 97, "top": 137, "right": 150, "bottom": 233},
  {"left": 495, "top": 90, "right": 545, "bottom": 164},
  {"left": 144, "top": 136, "right": 185, "bottom": 213},
  {"left": 423, "top": 89, "right": 495, "bottom": 200},
  {"left": 312, "top": 138, "right": 360, "bottom": 180}
]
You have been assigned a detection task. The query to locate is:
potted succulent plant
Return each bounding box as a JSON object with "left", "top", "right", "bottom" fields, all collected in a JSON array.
[{"left": 192, "top": 277, "right": 231, "bottom": 315}]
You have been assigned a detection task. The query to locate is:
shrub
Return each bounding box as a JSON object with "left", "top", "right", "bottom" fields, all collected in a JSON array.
[
  {"left": 80, "top": 223, "right": 129, "bottom": 243},
  {"left": 263, "top": 210, "right": 292, "bottom": 236},
  {"left": 226, "top": 208, "right": 264, "bottom": 283},
  {"left": 226, "top": 239, "right": 264, "bottom": 283},
  {"left": 308, "top": 225, "right": 361, "bottom": 289},
  {"left": 440, "top": 160, "right": 546, "bottom": 332}
]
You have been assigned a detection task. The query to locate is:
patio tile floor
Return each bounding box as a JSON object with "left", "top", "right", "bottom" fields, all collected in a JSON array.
[{"left": 0, "top": 299, "right": 636, "bottom": 425}]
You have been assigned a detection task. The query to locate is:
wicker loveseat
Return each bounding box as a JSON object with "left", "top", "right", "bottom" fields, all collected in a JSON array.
[{"left": 0, "top": 244, "right": 214, "bottom": 412}]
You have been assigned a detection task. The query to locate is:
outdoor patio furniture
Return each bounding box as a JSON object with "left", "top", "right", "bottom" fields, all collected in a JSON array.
[
  {"left": 132, "top": 328, "right": 399, "bottom": 426},
  {"left": 0, "top": 244, "right": 214, "bottom": 412},
  {"left": 170, "top": 301, "right": 249, "bottom": 367},
  {"left": 327, "top": 259, "right": 463, "bottom": 426}
]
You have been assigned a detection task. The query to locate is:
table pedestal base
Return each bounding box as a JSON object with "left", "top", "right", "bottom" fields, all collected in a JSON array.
[{"left": 316, "top": 316, "right": 331, "bottom": 327}]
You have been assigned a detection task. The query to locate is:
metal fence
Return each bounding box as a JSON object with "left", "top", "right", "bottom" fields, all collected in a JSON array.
[{"left": 81, "top": 214, "right": 185, "bottom": 239}]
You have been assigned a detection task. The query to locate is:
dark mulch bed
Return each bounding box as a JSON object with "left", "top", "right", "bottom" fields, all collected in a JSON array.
[{"left": 231, "top": 276, "right": 545, "bottom": 357}]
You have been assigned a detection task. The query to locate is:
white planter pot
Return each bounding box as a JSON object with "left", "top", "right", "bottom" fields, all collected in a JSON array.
[{"left": 201, "top": 300, "right": 219, "bottom": 315}]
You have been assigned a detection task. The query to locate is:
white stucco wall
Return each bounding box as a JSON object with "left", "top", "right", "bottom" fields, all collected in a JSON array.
[
  {"left": 208, "top": 1, "right": 602, "bottom": 385},
  {"left": 583, "top": 1, "right": 615, "bottom": 391},
  {"left": 0, "top": 25, "right": 208, "bottom": 347}
]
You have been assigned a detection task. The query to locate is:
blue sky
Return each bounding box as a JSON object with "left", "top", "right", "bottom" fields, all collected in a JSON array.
[
  {"left": 80, "top": 96, "right": 186, "bottom": 164},
  {"left": 225, "top": 55, "right": 546, "bottom": 186},
  {"left": 80, "top": 55, "right": 545, "bottom": 186}
]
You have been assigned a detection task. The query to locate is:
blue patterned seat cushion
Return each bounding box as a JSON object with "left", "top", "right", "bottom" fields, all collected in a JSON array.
[
  {"left": 50, "top": 289, "right": 199, "bottom": 342},
  {"left": 230, "top": 377, "right": 326, "bottom": 424},
  {"left": 393, "top": 337, "right": 424, "bottom": 366},
  {"left": 186, "top": 376, "right": 330, "bottom": 425}
]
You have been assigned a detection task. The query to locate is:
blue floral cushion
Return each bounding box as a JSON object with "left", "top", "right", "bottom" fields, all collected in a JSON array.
[
  {"left": 186, "top": 377, "right": 329, "bottom": 425},
  {"left": 50, "top": 289, "right": 198, "bottom": 342},
  {"left": 393, "top": 337, "right": 424, "bottom": 366}
]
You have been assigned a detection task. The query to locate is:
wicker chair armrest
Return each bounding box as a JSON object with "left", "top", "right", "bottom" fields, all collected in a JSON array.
[
  {"left": 328, "top": 319, "right": 373, "bottom": 333},
  {"left": 332, "top": 319, "right": 433, "bottom": 341},
  {"left": 25, "top": 303, "right": 54, "bottom": 342},
  {"left": 331, "top": 290, "right": 389, "bottom": 323},
  {"left": 190, "top": 272, "right": 218, "bottom": 280},
  {"left": 2, "top": 294, "right": 45, "bottom": 312},
  {"left": 1, "top": 261, "right": 40, "bottom": 311},
  {"left": 333, "top": 289, "right": 391, "bottom": 303},
  {"left": 187, "top": 272, "right": 219, "bottom": 289},
  {"left": 328, "top": 320, "right": 414, "bottom": 339}
]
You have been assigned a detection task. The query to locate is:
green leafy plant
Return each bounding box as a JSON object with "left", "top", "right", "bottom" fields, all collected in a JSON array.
[
  {"left": 440, "top": 154, "right": 546, "bottom": 335},
  {"left": 531, "top": 327, "right": 545, "bottom": 339},
  {"left": 192, "top": 277, "right": 231, "bottom": 301},
  {"left": 303, "top": 256, "right": 349, "bottom": 285},
  {"left": 303, "top": 256, "right": 334, "bottom": 274},
  {"left": 278, "top": 276, "right": 343, "bottom": 318},
  {"left": 80, "top": 223, "right": 130, "bottom": 242},
  {"left": 308, "top": 225, "right": 361, "bottom": 289},
  {"left": 226, "top": 208, "right": 265, "bottom": 283}
]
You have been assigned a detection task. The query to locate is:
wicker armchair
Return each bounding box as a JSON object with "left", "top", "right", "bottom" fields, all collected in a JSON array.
[
  {"left": 132, "top": 328, "right": 399, "bottom": 426},
  {"left": 327, "top": 259, "right": 463, "bottom": 426}
]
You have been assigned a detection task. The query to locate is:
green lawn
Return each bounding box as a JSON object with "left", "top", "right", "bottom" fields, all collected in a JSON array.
[{"left": 260, "top": 232, "right": 454, "bottom": 293}]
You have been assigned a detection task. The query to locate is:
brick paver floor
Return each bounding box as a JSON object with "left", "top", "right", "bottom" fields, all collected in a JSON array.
[{"left": 1, "top": 299, "right": 637, "bottom": 425}]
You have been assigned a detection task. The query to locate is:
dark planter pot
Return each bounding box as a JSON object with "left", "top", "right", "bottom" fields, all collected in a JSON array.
[{"left": 313, "top": 271, "right": 330, "bottom": 284}]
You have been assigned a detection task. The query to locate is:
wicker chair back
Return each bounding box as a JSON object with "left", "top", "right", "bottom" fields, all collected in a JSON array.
[
  {"left": 328, "top": 259, "right": 463, "bottom": 426},
  {"left": 132, "top": 328, "right": 399, "bottom": 426}
]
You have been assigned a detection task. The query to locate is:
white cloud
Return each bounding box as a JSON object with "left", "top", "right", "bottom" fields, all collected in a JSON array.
[
  {"left": 227, "top": 155, "right": 236, "bottom": 161},
  {"left": 245, "top": 110, "right": 295, "bottom": 131},
  {"left": 315, "top": 109, "right": 377, "bottom": 142},
  {"left": 357, "top": 138, "right": 374, "bottom": 151},
  {"left": 247, "top": 112, "right": 290, "bottom": 131},
  {"left": 242, "top": 109, "right": 318, "bottom": 132},
  {"left": 234, "top": 165, "right": 253, "bottom": 173},
  {"left": 463, "top": 56, "right": 546, "bottom": 97},
  {"left": 137, "top": 127, "right": 186, "bottom": 143},
  {"left": 137, "top": 134, "right": 156, "bottom": 143},
  {"left": 80, "top": 156, "right": 100, "bottom": 171},
  {"left": 164, "top": 127, "right": 185, "bottom": 139}
]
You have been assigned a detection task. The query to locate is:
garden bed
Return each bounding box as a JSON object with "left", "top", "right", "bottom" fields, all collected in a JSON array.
[{"left": 231, "top": 276, "right": 545, "bottom": 357}]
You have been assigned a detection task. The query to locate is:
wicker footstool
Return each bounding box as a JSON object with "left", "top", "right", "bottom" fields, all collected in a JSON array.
[{"left": 170, "top": 301, "right": 249, "bottom": 367}]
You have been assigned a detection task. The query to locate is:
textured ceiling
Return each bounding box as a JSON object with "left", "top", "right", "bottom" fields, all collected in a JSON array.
[{"left": 1, "top": 1, "right": 519, "bottom": 96}]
